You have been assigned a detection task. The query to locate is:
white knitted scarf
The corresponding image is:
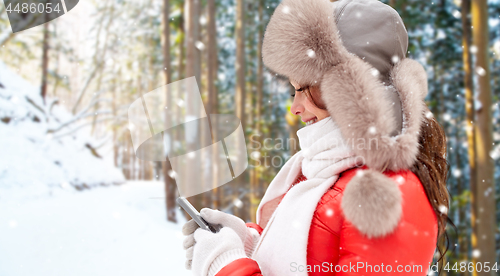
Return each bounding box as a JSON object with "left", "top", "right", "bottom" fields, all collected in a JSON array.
[{"left": 251, "top": 117, "right": 362, "bottom": 276}]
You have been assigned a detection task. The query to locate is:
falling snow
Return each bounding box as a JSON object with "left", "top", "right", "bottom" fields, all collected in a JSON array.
[
  {"left": 306, "top": 49, "right": 316, "bottom": 58},
  {"left": 476, "top": 66, "right": 486, "bottom": 76}
]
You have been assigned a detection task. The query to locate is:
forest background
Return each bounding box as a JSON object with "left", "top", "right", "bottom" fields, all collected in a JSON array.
[{"left": 1, "top": 0, "right": 499, "bottom": 275}]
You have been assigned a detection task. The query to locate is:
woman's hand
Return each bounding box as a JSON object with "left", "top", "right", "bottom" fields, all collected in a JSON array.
[
  {"left": 182, "top": 208, "right": 260, "bottom": 268},
  {"left": 182, "top": 218, "right": 199, "bottom": 270},
  {"left": 191, "top": 227, "right": 247, "bottom": 276}
]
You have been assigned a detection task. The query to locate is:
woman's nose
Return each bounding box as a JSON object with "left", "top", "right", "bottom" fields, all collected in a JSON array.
[{"left": 290, "top": 97, "right": 304, "bottom": 115}]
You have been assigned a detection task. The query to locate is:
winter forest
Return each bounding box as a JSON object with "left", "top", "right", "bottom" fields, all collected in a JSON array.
[{"left": 0, "top": 0, "right": 499, "bottom": 275}]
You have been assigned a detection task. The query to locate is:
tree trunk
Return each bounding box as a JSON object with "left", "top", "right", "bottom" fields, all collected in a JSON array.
[
  {"left": 186, "top": 0, "right": 201, "bottom": 82},
  {"left": 250, "top": 0, "right": 265, "bottom": 224},
  {"left": 112, "top": 73, "right": 118, "bottom": 167},
  {"left": 207, "top": 0, "right": 220, "bottom": 209},
  {"left": 462, "top": 2, "right": 476, "bottom": 272},
  {"left": 184, "top": 0, "right": 204, "bottom": 213},
  {"left": 235, "top": 0, "right": 246, "bottom": 133},
  {"left": 41, "top": 22, "right": 50, "bottom": 104},
  {"left": 471, "top": 0, "right": 497, "bottom": 273},
  {"left": 161, "top": 0, "right": 177, "bottom": 222},
  {"left": 234, "top": 0, "right": 246, "bottom": 220},
  {"left": 51, "top": 23, "right": 59, "bottom": 98}
]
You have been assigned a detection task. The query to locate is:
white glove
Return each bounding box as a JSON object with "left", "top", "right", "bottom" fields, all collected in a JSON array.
[
  {"left": 182, "top": 218, "right": 200, "bottom": 270},
  {"left": 192, "top": 227, "right": 248, "bottom": 276},
  {"left": 199, "top": 208, "right": 260, "bottom": 257},
  {"left": 182, "top": 208, "right": 260, "bottom": 270}
]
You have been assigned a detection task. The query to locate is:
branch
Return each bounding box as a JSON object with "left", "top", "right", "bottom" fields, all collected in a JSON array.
[
  {"left": 0, "top": 13, "right": 40, "bottom": 45},
  {"left": 53, "top": 116, "right": 116, "bottom": 139},
  {"left": 25, "top": 96, "right": 46, "bottom": 118},
  {"left": 47, "top": 110, "right": 113, "bottom": 133},
  {"left": 49, "top": 91, "right": 107, "bottom": 132},
  {"left": 71, "top": 61, "right": 104, "bottom": 114}
]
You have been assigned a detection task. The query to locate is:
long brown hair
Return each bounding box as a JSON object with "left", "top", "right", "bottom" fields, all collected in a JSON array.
[{"left": 411, "top": 111, "right": 455, "bottom": 272}]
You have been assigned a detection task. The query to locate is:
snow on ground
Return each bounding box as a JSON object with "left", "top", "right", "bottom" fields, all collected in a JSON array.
[
  {"left": 0, "top": 61, "right": 125, "bottom": 190},
  {"left": 0, "top": 180, "right": 191, "bottom": 276}
]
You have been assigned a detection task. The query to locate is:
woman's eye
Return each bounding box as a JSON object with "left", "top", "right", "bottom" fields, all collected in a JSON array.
[{"left": 291, "top": 93, "right": 295, "bottom": 97}]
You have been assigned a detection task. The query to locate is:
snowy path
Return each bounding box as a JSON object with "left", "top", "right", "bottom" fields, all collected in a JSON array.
[{"left": 0, "top": 181, "right": 192, "bottom": 276}]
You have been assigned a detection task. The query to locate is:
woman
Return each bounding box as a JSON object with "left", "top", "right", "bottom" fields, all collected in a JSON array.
[{"left": 182, "top": 0, "right": 452, "bottom": 275}]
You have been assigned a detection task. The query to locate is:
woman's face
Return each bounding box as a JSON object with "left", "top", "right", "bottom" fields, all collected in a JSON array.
[{"left": 290, "top": 80, "right": 330, "bottom": 126}]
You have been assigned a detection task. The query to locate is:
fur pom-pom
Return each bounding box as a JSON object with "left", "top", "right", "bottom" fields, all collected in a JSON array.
[
  {"left": 341, "top": 169, "right": 402, "bottom": 238},
  {"left": 262, "top": 0, "right": 349, "bottom": 86}
]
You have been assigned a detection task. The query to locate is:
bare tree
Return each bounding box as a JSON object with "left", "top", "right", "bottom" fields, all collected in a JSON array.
[
  {"left": 460, "top": 0, "right": 474, "bottom": 270},
  {"left": 185, "top": 0, "right": 204, "bottom": 212},
  {"left": 250, "top": 0, "right": 265, "bottom": 223},
  {"left": 234, "top": 0, "right": 247, "bottom": 220},
  {"left": 235, "top": 0, "right": 246, "bottom": 133},
  {"left": 41, "top": 22, "right": 50, "bottom": 103},
  {"left": 206, "top": 0, "right": 221, "bottom": 209},
  {"left": 161, "top": 0, "right": 177, "bottom": 223}
]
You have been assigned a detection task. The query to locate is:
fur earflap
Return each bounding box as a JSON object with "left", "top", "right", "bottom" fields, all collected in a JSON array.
[
  {"left": 341, "top": 169, "right": 402, "bottom": 238},
  {"left": 262, "top": 0, "right": 349, "bottom": 86},
  {"left": 321, "top": 57, "right": 428, "bottom": 171},
  {"left": 320, "top": 57, "right": 398, "bottom": 171}
]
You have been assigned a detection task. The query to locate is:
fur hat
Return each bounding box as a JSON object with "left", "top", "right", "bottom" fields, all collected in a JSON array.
[{"left": 262, "top": 0, "right": 429, "bottom": 238}]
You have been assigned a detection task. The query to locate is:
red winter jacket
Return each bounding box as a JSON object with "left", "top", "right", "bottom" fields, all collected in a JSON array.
[{"left": 216, "top": 167, "right": 438, "bottom": 276}]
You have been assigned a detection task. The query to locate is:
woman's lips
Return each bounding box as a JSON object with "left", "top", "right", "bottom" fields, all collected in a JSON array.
[{"left": 305, "top": 117, "right": 318, "bottom": 126}]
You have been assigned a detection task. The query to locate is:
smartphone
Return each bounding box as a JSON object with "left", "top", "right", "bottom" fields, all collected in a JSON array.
[{"left": 177, "top": 197, "right": 221, "bottom": 233}]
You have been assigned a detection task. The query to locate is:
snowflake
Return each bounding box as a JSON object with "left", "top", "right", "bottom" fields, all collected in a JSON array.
[
  {"left": 199, "top": 15, "right": 207, "bottom": 25},
  {"left": 476, "top": 66, "right": 486, "bottom": 77},
  {"left": 168, "top": 170, "right": 177, "bottom": 178},
  {"left": 442, "top": 113, "right": 451, "bottom": 121},
  {"left": 490, "top": 149, "right": 500, "bottom": 160},
  {"left": 325, "top": 209, "right": 334, "bottom": 217},
  {"left": 356, "top": 170, "right": 365, "bottom": 178},
  {"left": 233, "top": 198, "right": 243, "bottom": 208},
  {"left": 195, "top": 41, "right": 206, "bottom": 51},
  {"left": 438, "top": 205, "right": 448, "bottom": 215},
  {"left": 470, "top": 45, "right": 478, "bottom": 54},
  {"left": 251, "top": 151, "right": 261, "bottom": 159},
  {"left": 282, "top": 5, "right": 290, "bottom": 14},
  {"left": 306, "top": 49, "right": 316, "bottom": 58},
  {"left": 472, "top": 249, "right": 481, "bottom": 258}
]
